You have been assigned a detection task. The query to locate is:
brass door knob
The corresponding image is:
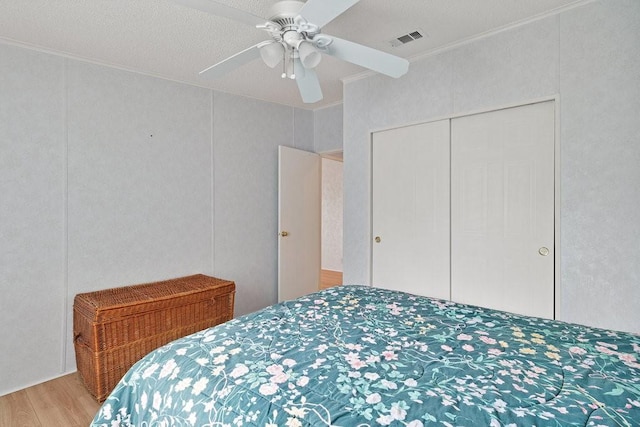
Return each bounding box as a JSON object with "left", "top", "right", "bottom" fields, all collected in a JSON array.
[
  {"left": 375, "top": 236, "right": 381, "bottom": 243},
  {"left": 539, "top": 247, "right": 549, "bottom": 256},
  {"left": 279, "top": 231, "right": 289, "bottom": 237}
]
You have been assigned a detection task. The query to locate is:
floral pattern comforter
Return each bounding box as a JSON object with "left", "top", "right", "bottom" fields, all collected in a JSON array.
[{"left": 91, "top": 285, "right": 640, "bottom": 427}]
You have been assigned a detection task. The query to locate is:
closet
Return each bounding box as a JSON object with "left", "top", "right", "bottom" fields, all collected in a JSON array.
[{"left": 372, "top": 101, "right": 555, "bottom": 319}]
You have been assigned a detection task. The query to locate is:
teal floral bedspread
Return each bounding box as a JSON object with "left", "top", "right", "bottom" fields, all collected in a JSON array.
[{"left": 91, "top": 286, "right": 640, "bottom": 426}]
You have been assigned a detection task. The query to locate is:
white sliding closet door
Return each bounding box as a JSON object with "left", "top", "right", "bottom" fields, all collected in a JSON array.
[
  {"left": 451, "top": 101, "right": 555, "bottom": 318},
  {"left": 372, "top": 120, "right": 450, "bottom": 299}
]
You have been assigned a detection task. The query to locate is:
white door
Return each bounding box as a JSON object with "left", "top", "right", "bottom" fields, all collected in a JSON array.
[
  {"left": 372, "top": 120, "right": 450, "bottom": 299},
  {"left": 451, "top": 101, "right": 555, "bottom": 318},
  {"left": 278, "top": 146, "right": 321, "bottom": 302}
]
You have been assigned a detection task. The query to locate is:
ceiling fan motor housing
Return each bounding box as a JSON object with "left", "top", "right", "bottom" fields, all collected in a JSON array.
[{"left": 268, "top": 1, "right": 305, "bottom": 29}]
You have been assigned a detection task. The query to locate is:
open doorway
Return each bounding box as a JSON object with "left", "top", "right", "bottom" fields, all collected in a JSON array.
[{"left": 320, "top": 151, "right": 343, "bottom": 290}]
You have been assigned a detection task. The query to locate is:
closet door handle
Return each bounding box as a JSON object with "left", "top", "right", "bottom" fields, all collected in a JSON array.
[
  {"left": 539, "top": 247, "right": 549, "bottom": 256},
  {"left": 374, "top": 236, "right": 381, "bottom": 243}
]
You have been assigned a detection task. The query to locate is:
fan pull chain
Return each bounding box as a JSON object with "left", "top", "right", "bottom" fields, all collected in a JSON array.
[{"left": 281, "top": 47, "right": 287, "bottom": 79}]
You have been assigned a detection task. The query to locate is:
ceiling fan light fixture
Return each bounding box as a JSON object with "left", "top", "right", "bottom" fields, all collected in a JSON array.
[
  {"left": 298, "top": 41, "right": 322, "bottom": 69},
  {"left": 260, "top": 42, "right": 285, "bottom": 68}
]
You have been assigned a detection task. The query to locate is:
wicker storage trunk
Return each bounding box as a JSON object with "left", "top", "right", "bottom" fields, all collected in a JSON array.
[{"left": 73, "top": 274, "right": 235, "bottom": 402}]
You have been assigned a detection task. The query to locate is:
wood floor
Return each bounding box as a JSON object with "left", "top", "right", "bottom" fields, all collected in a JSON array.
[
  {"left": 320, "top": 269, "right": 343, "bottom": 290},
  {"left": 0, "top": 373, "right": 100, "bottom": 427}
]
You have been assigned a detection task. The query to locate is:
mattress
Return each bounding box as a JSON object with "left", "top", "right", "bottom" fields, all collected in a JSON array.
[{"left": 91, "top": 285, "right": 640, "bottom": 426}]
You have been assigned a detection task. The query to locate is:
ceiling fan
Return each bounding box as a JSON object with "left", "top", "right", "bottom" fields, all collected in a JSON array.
[{"left": 174, "top": 0, "right": 410, "bottom": 103}]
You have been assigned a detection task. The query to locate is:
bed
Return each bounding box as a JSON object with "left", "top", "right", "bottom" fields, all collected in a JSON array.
[{"left": 91, "top": 285, "right": 640, "bottom": 426}]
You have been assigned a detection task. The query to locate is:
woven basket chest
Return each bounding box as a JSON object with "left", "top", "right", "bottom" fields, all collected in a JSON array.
[{"left": 73, "top": 274, "right": 235, "bottom": 402}]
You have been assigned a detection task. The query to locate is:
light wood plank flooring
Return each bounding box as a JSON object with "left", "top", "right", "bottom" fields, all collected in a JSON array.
[
  {"left": 0, "top": 373, "right": 100, "bottom": 427},
  {"left": 320, "top": 269, "right": 343, "bottom": 290}
]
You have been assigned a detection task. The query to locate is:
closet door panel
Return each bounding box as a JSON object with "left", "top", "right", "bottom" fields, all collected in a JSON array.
[
  {"left": 451, "top": 101, "right": 555, "bottom": 318},
  {"left": 372, "top": 120, "right": 450, "bottom": 299}
]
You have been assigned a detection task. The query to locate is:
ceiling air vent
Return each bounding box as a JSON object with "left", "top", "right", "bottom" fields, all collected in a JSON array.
[{"left": 389, "top": 29, "right": 425, "bottom": 48}]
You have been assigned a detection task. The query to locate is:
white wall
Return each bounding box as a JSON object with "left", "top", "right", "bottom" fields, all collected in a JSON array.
[
  {"left": 321, "top": 158, "right": 343, "bottom": 272},
  {"left": 343, "top": 0, "right": 640, "bottom": 333},
  {"left": 0, "top": 44, "right": 315, "bottom": 396}
]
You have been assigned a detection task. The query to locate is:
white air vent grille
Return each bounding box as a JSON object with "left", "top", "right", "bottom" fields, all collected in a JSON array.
[
  {"left": 274, "top": 17, "right": 296, "bottom": 28},
  {"left": 389, "top": 29, "right": 425, "bottom": 47}
]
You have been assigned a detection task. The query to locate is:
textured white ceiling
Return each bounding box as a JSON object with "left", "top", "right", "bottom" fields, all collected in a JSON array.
[{"left": 0, "top": 0, "right": 584, "bottom": 109}]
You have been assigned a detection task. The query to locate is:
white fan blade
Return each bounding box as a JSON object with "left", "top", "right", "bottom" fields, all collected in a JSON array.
[
  {"left": 199, "top": 43, "right": 262, "bottom": 79},
  {"left": 295, "top": 59, "right": 323, "bottom": 103},
  {"left": 323, "top": 36, "right": 409, "bottom": 78},
  {"left": 298, "top": 0, "right": 360, "bottom": 28},
  {"left": 173, "top": 0, "right": 266, "bottom": 27}
]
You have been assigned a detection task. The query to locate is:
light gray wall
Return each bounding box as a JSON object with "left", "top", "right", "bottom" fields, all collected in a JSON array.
[
  {"left": 314, "top": 104, "right": 343, "bottom": 153},
  {"left": 294, "top": 108, "right": 315, "bottom": 153},
  {"left": 212, "top": 92, "right": 295, "bottom": 316},
  {"left": 0, "top": 44, "right": 314, "bottom": 395},
  {"left": 343, "top": 0, "right": 640, "bottom": 333},
  {"left": 558, "top": 0, "right": 640, "bottom": 333},
  {"left": 0, "top": 45, "right": 67, "bottom": 397},
  {"left": 64, "top": 61, "right": 214, "bottom": 369}
]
